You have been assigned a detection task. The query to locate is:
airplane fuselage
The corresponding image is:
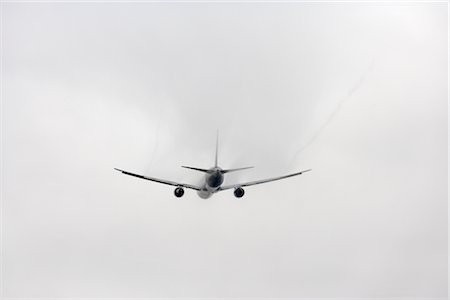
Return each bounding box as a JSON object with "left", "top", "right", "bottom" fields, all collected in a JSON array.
[{"left": 198, "top": 167, "right": 224, "bottom": 199}]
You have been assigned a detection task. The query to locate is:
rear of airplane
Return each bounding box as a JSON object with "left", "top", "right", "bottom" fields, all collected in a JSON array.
[{"left": 181, "top": 132, "right": 253, "bottom": 174}]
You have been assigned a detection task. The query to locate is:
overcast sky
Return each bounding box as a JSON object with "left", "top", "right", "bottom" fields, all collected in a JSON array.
[{"left": 2, "top": 2, "right": 448, "bottom": 298}]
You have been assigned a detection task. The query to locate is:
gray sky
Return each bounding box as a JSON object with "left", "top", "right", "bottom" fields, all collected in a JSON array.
[{"left": 2, "top": 2, "right": 448, "bottom": 298}]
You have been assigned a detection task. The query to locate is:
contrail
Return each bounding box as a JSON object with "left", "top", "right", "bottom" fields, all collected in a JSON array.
[{"left": 288, "top": 58, "right": 376, "bottom": 167}]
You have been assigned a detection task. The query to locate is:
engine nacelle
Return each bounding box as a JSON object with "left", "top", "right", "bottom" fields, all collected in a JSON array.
[
  {"left": 174, "top": 187, "right": 184, "bottom": 198},
  {"left": 234, "top": 187, "right": 245, "bottom": 198}
]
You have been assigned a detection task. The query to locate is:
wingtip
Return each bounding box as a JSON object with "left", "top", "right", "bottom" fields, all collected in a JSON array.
[{"left": 114, "top": 168, "right": 123, "bottom": 172}]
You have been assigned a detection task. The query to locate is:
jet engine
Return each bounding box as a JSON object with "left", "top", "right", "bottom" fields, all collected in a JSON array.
[
  {"left": 233, "top": 187, "right": 245, "bottom": 198},
  {"left": 174, "top": 187, "right": 184, "bottom": 198}
]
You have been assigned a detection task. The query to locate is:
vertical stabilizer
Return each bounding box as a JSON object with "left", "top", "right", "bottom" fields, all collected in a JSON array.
[{"left": 215, "top": 131, "right": 219, "bottom": 167}]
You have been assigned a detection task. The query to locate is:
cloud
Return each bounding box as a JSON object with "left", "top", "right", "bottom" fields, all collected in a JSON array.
[{"left": 3, "top": 2, "right": 447, "bottom": 297}]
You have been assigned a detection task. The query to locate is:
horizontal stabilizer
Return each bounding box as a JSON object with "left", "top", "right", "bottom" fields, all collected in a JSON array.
[
  {"left": 181, "top": 166, "right": 210, "bottom": 173},
  {"left": 221, "top": 166, "right": 254, "bottom": 173}
]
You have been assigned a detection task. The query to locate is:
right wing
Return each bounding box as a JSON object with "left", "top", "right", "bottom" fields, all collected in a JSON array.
[
  {"left": 219, "top": 169, "right": 311, "bottom": 191},
  {"left": 114, "top": 168, "right": 201, "bottom": 191}
]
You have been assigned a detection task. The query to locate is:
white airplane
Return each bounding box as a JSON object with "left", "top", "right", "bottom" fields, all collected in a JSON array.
[{"left": 115, "top": 135, "right": 311, "bottom": 199}]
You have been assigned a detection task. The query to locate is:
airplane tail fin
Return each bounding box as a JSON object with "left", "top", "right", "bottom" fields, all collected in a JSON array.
[
  {"left": 181, "top": 131, "right": 219, "bottom": 173},
  {"left": 215, "top": 131, "right": 219, "bottom": 167},
  {"left": 182, "top": 132, "right": 253, "bottom": 173}
]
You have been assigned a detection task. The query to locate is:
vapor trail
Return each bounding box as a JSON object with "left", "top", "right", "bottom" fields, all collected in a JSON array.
[{"left": 288, "top": 59, "right": 375, "bottom": 167}]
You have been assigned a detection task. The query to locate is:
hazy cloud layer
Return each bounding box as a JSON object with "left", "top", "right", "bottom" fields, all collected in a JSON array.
[{"left": 3, "top": 2, "right": 447, "bottom": 298}]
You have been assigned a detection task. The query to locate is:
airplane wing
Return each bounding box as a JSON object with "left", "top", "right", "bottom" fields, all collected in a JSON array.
[
  {"left": 219, "top": 169, "right": 311, "bottom": 191},
  {"left": 114, "top": 168, "right": 201, "bottom": 191}
]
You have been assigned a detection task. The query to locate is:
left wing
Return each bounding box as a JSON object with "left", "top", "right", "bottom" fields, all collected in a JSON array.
[
  {"left": 114, "top": 168, "right": 201, "bottom": 191},
  {"left": 219, "top": 169, "right": 311, "bottom": 191}
]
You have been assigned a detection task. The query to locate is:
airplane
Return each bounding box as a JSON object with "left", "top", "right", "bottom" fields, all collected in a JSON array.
[{"left": 114, "top": 134, "right": 311, "bottom": 199}]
